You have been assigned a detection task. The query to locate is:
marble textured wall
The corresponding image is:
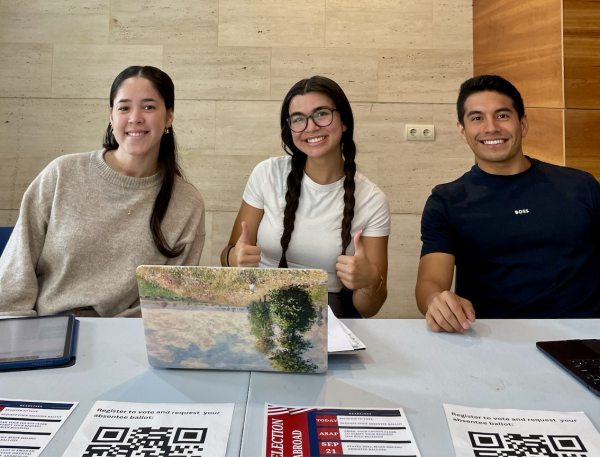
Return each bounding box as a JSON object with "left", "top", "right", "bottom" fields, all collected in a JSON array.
[{"left": 0, "top": 0, "right": 473, "bottom": 318}]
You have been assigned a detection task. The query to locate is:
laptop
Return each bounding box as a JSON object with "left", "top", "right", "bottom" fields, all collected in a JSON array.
[
  {"left": 536, "top": 339, "right": 600, "bottom": 397},
  {"left": 136, "top": 266, "right": 328, "bottom": 374}
]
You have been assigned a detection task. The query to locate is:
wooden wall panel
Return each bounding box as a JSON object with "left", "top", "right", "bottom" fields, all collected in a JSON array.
[
  {"left": 473, "top": 0, "right": 563, "bottom": 108},
  {"left": 563, "top": 0, "right": 600, "bottom": 109},
  {"left": 522, "top": 108, "right": 564, "bottom": 165},
  {"left": 565, "top": 110, "right": 600, "bottom": 180}
]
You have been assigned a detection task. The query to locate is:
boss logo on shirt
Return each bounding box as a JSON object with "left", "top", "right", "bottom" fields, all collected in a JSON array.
[{"left": 515, "top": 209, "right": 529, "bottom": 215}]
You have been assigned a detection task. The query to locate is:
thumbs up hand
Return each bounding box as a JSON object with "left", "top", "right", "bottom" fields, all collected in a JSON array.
[
  {"left": 336, "top": 231, "right": 380, "bottom": 291},
  {"left": 231, "top": 221, "right": 261, "bottom": 267}
]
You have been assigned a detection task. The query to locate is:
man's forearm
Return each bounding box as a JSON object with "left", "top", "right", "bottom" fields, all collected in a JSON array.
[{"left": 415, "top": 279, "right": 445, "bottom": 316}]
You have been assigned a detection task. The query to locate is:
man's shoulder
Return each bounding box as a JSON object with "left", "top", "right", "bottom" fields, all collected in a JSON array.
[
  {"left": 431, "top": 159, "right": 597, "bottom": 200},
  {"left": 528, "top": 159, "right": 600, "bottom": 200},
  {"left": 533, "top": 159, "right": 595, "bottom": 183},
  {"left": 429, "top": 169, "right": 474, "bottom": 201}
]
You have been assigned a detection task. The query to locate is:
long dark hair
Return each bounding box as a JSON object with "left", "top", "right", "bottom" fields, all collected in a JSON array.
[
  {"left": 102, "top": 66, "right": 184, "bottom": 258},
  {"left": 278, "top": 76, "right": 357, "bottom": 268}
]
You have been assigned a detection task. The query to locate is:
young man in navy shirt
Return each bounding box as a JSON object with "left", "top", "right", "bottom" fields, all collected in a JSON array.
[{"left": 416, "top": 75, "right": 600, "bottom": 333}]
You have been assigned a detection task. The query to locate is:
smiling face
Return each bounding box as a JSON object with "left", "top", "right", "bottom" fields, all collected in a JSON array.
[
  {"left": 288, "top": 92, "right": 346, "bottom": 161},
  {"left": 458, "top": 90, "right": 529, "bottom": 173},
  {"left": 109, "top": 77, "right": 174, "bottom": 161}
]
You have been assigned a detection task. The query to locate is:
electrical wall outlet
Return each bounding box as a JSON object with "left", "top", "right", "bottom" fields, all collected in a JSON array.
[{"left": 405, "top": 124, "right": 435, "bottom": 141}]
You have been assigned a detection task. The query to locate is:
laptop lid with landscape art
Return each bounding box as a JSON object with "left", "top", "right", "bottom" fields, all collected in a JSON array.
[{"left": 136, "top": 266, "right": 328, "bottom": 374}]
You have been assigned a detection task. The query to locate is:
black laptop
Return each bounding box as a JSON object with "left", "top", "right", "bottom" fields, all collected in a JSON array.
[{"left": 537, "top": 339, "right": 600, "bottom": 397}]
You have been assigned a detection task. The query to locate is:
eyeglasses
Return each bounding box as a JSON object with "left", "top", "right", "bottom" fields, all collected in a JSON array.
[{"left": 287, "top": 108, "right": 339, "bottom": 133}]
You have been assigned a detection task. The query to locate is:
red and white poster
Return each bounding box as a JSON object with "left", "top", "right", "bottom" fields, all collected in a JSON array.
[{"left": 263, "top": 404, "right": 421, "bottom": 457}]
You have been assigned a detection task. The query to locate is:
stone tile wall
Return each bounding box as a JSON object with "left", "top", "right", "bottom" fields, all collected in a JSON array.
[{"left": 0, "top": 0, "right": 473, "bottom": 318}]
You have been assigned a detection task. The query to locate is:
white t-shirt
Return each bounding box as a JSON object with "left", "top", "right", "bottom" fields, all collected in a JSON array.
[{"left": 243, "top": 156, "right": 391, "bottom": 292}]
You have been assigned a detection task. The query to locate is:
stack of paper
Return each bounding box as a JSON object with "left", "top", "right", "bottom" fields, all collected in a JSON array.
[{"left": 327, "top": 307, "right": 366, "bottom": 354}]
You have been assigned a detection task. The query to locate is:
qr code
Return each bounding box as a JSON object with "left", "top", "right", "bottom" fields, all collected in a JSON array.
[
  {"left": 469, "top": 431, "right": 588, "bottom": 457},
  {"left": 82, "top": 426, "right": 206, "bottom": 456}
]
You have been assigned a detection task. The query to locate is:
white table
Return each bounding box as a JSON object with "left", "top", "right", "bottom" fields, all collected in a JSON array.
[
  {"left": 1, "top": 318, "right": 598, "bottom": 456},
  {"left": 240, "top": 319, "right": 600, "bottom": 456},
  {"left": 0, "top": 318, "right": 251, "bottom": 457}
]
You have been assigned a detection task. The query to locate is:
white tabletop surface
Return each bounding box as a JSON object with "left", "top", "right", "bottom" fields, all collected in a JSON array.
[
  {"left": 1, "top": 318, "right": 598, "bottom": 457},
  {"left": 0, "top": 318, "right": 251, "bottom": 457},
  {"left": 240, "top": 318, "right": 600, "bottom": 456}
]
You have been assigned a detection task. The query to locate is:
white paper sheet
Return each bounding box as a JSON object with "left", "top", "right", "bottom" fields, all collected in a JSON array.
[
  {"left": 444, "top": 404, "right": 600, "bottom": 457},
  {"left": 327, "top": 307, "right": 355, "bottom": 353},
  {"left": 64, "top": 401, "right": 234, "bottom": 457},
  {"left": 338, "top": 319, "right": 366, "bottom": 351},
  {"left": 0, "top": 398, "right": 77, "bottom": 457}
]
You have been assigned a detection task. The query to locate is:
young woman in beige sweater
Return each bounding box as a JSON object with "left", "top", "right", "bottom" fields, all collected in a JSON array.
[{"left": 0, "top": 66, "right": 205, "bottom": 317}]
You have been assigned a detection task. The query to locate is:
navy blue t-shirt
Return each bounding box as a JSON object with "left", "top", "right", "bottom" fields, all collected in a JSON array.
[{"left": 421, "top": 158, "right": 600, "bottom": 318}]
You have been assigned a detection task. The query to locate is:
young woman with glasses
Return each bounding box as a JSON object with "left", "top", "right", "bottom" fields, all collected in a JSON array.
[
  {"left": 221, "top": 76, "right": 390, "bottom": 318},
  {"left": 0, "top": 66, "right": 205, "bottom": 318}
]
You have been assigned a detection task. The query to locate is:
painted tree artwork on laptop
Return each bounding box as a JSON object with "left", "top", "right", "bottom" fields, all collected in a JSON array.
[{"left": 136, "top": 266, "right": 329, "bottom": 373}]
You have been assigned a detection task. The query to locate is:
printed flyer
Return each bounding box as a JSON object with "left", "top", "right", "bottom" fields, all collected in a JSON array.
[
  {"left": 263, "top": 404, "right": 421, "bottom": 456},
  {"left": 64, "top": 401, "right": 234, "bottom": 457},
  {"left": 0, "top": 398, "right": 77, "bottom": 457},
  {"left": 444, "top": 404, "right": 600, "bottom": 457}
]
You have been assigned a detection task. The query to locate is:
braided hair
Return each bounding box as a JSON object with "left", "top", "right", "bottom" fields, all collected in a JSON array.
[{"left": 278, "top": 76, "right": 357, "bottom": 268}]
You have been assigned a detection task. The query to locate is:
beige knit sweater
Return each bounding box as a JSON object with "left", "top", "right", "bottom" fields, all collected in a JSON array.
[{"left": 0, "top": 150, "right": 205, "bottom": 317}]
